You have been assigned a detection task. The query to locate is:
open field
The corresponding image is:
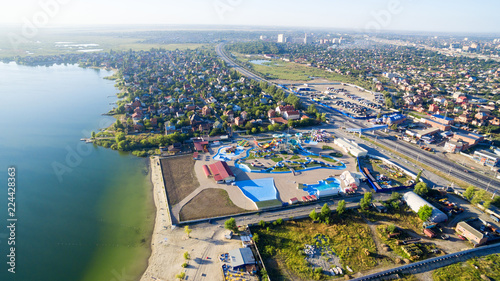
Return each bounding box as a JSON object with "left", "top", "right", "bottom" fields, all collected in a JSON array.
[
  {"left": 161, "top": 155, "right": 199, "bottom": 205},
  {"left": 252, "top": 211, "right": 391, "bottom": 281},
  {"left": 179, "top": 188, "right": 247, "bottom": 221},
  {"left": 233, "top": 53, "right": 373, "bottom": 88},
  {"left": 0, "top": 30, "right": 206, "bottom": 58},
  {"left": 433, "top": 253, "right": 500, "bottom": 281}
]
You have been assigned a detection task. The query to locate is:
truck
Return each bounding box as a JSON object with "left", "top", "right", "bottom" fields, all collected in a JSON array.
[{"left": 423, "top": 228, "right": 436, "bottom": 238}]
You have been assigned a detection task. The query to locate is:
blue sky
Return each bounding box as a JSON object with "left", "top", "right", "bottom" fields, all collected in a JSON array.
[{"left": 1, "top": 0, "right": 499, "bottom": 33}]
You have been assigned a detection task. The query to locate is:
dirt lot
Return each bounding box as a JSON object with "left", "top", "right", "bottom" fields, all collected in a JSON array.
[
  {"left": 179, "top": 188, "right": 247, "bottom": 221},
  {"left": 142, "top": 223, "right": 245, "bottom": 281},
  {"left": 161, "top": 155, "right": 200, "bottom": 205}
]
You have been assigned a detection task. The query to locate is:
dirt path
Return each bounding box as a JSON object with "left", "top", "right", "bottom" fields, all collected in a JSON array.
[{"left": 361, "top": 215, "right": 387, "bottom": 257}]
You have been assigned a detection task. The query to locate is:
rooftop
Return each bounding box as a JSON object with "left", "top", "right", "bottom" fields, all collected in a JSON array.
[{"left": 228, "top": 248, "right": 255, "bottom": 268}]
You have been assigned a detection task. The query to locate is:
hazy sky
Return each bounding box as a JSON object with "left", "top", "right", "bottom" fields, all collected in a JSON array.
[{"left": 1, "top": 0, "right": 499, "bottom": 33}]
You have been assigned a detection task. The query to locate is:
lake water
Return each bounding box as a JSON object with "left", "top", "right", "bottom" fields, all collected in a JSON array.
[
  {"left": 0, "top": 62, "right": 154, "bottom": 281},
  {"left": 249, "top": 59, "right": 273, "bottom": 65}
]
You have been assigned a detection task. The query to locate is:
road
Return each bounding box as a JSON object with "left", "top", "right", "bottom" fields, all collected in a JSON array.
[
  {"left": 327, "top": 111, "right": 500, "bottom": 192},
  {"left": 215, "top": 42, "right": 500, "bottom": 195},
  {"left": 216, "top": 43, "right": 270, "bottom": 84}
]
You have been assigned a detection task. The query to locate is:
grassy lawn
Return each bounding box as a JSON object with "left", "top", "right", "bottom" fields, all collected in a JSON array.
[
  {"left": 271, "top": 156, "right": 284, "bottom": 163},
  {"left": 252, "top": 211, "right": 388, "bottom": 280},
  {"left": 178, "top": 188, "right": 247, "bottom": 221},
  {"left": 364, "top": 206, "right": 423, "bottom": 234},
  {"left": 433, "top": 254, "right": 500, "bottom": 281},
  {"left": 255, "top": 199, "right": 282, "bottom": 209},
  {"left": 233, "top": 53, "right": 373, "bottom": 88}
]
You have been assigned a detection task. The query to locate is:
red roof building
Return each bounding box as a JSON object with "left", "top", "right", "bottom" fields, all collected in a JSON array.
[
  {"left": 202, "top": 165, "right": 211, "bottom": 177},
  {"left": 208, "top": 161, "right": 235, "bottom": 183}
]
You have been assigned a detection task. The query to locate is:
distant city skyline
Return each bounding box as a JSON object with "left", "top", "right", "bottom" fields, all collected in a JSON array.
[{"left": 1, "top": 0, "right": 500, "bottom": 34}]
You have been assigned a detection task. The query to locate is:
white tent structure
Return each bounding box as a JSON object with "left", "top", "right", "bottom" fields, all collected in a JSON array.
[{"left": 403, "top": 191, "right": 447, "bottom": 223}]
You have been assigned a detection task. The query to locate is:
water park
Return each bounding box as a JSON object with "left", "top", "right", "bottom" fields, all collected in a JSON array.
[
  {"left": 213, "top": 145, "right": 246, "bottom": 161},
  {"left": 234, "top": 131, "right": 345, "bottom": 175},
  {"left": 300, "top": 177, "right": 342, "bottom": 198},
  {"left": 235, "top": 178, "right": 282, "bottom": 209}
]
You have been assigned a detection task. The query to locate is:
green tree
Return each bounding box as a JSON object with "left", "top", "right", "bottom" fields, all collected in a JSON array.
[
  {"left": 258, "top": 220, "right": 266, "bottom": 228},
  {"left": 175, "top": 272, "right": 186, "bottom": 280},
  {"left": 115, "top": 132, "right": 126, "bottom": 143},
  {"left": 307, "top": 104, "right": 318, "bottom": 115},
  {"left": 184, "top": 225, "right": 192, "bottom": 238},
  {"left": 276, "top": 218, "right": 283, "bottom": 225},
  {"left": 418, "top": 205, "right": 433, "bottom": 221},
  {"left": 415, "top": 170, "right": 423, "bottom": 182},
  {"left": 390, "top": 192, "right": 402, "bottom": 201},
  {"left": 414, "top": 182, "right": 429, "bottom": 196},
  {"left": 483, "top": 200, "right": 491, "bottom": 209},
  {"left": 91, "top": 131, "right": 96, "bottom": 139},
  {"left": 224, "top": 217, "right": 237, "bottom": 232},
  {"left": 337, "top": 200, "right": 346, "bottom": 216},
  {"left": 387, "top": 224, "right": 396, "bottom": 233},
  {"left": 464, "top": 186, "right": 475, "bottom": 201},
  {"left": 183, "top": 251, "right": 190, "bottom": 260},
  {"left": 309, "top": 209, "right": 319, "bottom": 221},
  {"left": 391, "top": 123, "right": 398, "bottom": 130},
  {"left": 320, "top": 203, "right": 331, "bottom": 222},
  {"left": 360, "top": 192, "right": 373, "bottom": 210},
  {"left": 471, "top": 189, "right": 486, "bottom": 205}
]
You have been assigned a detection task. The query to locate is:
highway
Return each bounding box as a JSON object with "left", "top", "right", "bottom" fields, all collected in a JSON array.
[
  {"left": 215, "top": 43, "right": 500, "bottom": 193},
  {"left": 214, "top": 43, "right": 500, "bottom": 279},
  {"left": 329, "top": 112, "right": 500, "bottom": 193}
]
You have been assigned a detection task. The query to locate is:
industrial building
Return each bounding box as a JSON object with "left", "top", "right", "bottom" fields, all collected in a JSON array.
[
  {"left": 456, "top": 221, "right": 488, "bottom": 246},
  {"left": 422, "top": 118, "right": 451, "bottom": 131},
  {"left": 430, "top": 114, "right": 454, "bottom": 125},
  {"left": 402, "top": 191, "right": 448, "bottom": 223},
  {"left": 450, "top": 131, "right": 484, "bottom": 149},
  {"left": 203, "top": 161, "right": 235, "bottom": 183},
  {"left": 334, "top": 138, "right": 368, "bottom": 157},
  {"left": 473, "top": 150, "right": 499, "bottom": 167}
]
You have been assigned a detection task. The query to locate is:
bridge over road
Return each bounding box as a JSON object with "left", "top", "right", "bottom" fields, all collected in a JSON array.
[{"left": 352, "top": 243, "right": 500, "bottom": 280}]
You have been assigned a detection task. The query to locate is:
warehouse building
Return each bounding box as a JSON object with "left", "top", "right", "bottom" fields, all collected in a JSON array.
[
  {"left": 205, "top": 161, "right": 235, "bottom": 183},
  {"left": 473, "top": 150, "right": 499, "bottom": 167},
  {"left": 456, "top": 221, "right": 488, "bottom": 246},
  {"left": 334, "top": 138, "right": 367, "bottom": 157},
  {"left": 403, "top": 191, "right": 448, "bottom": 223}
]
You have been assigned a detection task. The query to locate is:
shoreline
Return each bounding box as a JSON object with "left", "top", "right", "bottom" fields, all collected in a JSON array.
[{"left": 140, "top": 156, "right": 172, "bottom": 281}]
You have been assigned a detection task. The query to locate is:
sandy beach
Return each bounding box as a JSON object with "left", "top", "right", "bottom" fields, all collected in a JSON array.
[
  {"left": 140, "top": 156, "right": 245, "bottom": 281},
  {"left": 140, "top": 156, "right": 172, "bottom": 281}
]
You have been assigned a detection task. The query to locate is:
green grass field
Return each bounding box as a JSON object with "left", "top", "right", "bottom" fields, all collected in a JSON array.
[
  {"left": 233, "top": 53, "right": 374, "bottom": 88},
  {"left": 433, "top": 254, "right": 500, "bottom": 281},
  {"left": 252, "top": 211, "right": 388, "bottom": 280},
  {"left": 0, "top": 30, "right": 206, "bottom": 58}
]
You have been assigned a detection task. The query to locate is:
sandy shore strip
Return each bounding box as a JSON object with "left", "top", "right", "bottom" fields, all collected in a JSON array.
[{"left": 140, "top": 156, "right": 172, "bottom": 281}]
